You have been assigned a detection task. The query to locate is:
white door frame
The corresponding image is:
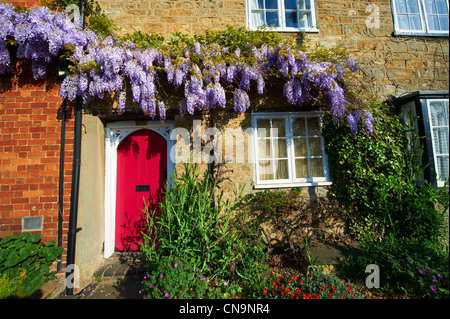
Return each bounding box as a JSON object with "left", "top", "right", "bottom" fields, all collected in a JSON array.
[{"left": 104, "top": 120, "right": 175, "bottom": 258}]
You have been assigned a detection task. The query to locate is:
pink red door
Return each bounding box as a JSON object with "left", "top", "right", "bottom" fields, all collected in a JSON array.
[{"left": 115, "top": 129, "right": 167, "bottom": 252}]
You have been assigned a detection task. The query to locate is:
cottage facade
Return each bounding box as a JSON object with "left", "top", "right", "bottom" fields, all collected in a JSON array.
[{"left": 0, "top": 0, "right": 448, "bottom": 291}]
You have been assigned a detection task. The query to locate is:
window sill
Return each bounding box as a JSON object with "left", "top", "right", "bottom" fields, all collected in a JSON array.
[
  {"left": 393, "top": 31, "right": 449, "bottom": 37},
  {"left": 254, "top": 181, "right": 332, "bottom": 189},
  {"left": 248, "top": 27, "right": 320, "bottom": 33}
]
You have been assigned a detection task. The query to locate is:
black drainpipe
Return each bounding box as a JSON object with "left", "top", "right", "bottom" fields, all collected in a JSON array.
[
  {"left": 57, "top": 98, "right": 67, "bottom": 272},
  {"left": 65, "top": 0, "right": 85, "bottom": 295}
]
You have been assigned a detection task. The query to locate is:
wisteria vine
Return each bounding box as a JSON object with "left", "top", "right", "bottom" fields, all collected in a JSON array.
[{"left": 0, "top": 4, "right": 374, "bottom": 133}]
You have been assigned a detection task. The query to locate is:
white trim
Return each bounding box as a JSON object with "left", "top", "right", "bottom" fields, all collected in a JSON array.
[
  {"left": 103, "top": 120, "right": 175, "bottom": 258},
  {"left": 426, "top": 99, "right": 449, "bottom": 188},
  {"left": 251, "top": 111, "right": 331, "bottom": 188},
  {"left": 246, "top": 0, "right": 319, "bottom": 33},
  {"left": 391, "top": 0, "right": 449, "bottom": 36}
]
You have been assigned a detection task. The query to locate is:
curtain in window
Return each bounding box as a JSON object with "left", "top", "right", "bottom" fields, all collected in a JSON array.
[
  {"left": 429, "top": 100, "right": 449, "bottom": 181},
  {"left": 251, "top": 0, "right": 265, "bottom": 28}
]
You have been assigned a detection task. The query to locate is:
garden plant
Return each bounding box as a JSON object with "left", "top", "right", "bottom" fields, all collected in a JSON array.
[
  {"left": 0, "top": 233, "right": 63, "bottom": 298},
  {"left": 0, "top": 1, "right": 448, "bottom": 300}
]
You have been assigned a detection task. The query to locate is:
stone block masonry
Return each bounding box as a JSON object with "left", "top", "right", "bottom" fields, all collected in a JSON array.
[{"left": 96, "top": 0, "right": 448, "bottom": 101}]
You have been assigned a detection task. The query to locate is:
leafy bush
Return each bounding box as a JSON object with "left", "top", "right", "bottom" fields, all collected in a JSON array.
[
  {"left": 262, "top": 267, "right": 365, "bottom": 299},
  {"left": 338, "top": 236, "right": 449, "bottom": 298},
  {"left": 141, "top": 164, "right": 268, "bottom": 296},
  {"left": 0, "top": 272, "right": 27, "bottom": 299},
  {"left": 323, "top": 102, "right": 449, "bottom": 247},
  {"left": 141, "top": 255, "right": 242, "bottom": 299},
  {"left": 0, "top": 233, "right": 63, "bottom": 298}
]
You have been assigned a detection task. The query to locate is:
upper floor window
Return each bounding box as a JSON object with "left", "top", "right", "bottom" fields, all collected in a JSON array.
[
  {"left": 391, "top": 0, "right": 449, "bottom": 36},
  {"left": 247, "top": 0, "right": 318, "bottom": 32}
]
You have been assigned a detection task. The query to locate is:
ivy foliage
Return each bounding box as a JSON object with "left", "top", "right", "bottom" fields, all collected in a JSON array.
[{"left": 323, "top": 103, "right": 449, "bottom": 248}]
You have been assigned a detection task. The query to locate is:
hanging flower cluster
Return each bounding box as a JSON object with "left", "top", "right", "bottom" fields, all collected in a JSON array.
[{"left": 0, "top": 4, "right": 374, "bottom": 133}]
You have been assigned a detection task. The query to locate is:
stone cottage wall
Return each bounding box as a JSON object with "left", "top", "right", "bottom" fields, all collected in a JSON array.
[{"left": 96, "top": 0, "right": 449, "bottom": 102}]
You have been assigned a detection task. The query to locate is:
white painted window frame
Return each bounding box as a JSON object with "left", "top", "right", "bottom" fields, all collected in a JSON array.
[
  {"left": 425, "top": 99, "right": 449, "bottom": 188},
  {"left": 391, "top": 0, "right": 449, "bottom": 36},
  {"left": 246, "top": 0, "right": 319, "bottom": 33},
  {"left": 251, "top": 111, "right": 331, "bottom": 189},
  {"left": 103, "top": 120, "right": 175, "bottom": 258}
]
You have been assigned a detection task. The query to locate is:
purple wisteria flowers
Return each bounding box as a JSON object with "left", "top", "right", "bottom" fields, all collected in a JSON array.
[{"left": 0, "top": 3, "right": 373, "bottom": 133}]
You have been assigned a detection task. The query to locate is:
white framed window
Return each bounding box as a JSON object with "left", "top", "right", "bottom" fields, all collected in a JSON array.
[
  {"left": 247, "top": 0, "right": 319, "bottom": 32},
  {"left": 252, "top": 112, "right": 331, "bottom": 188},
  {"left": 427, "top": 99, "right": 449, "bottom": 187},
  {"left": 391, "top": 0, "right": 449, "bottom": 35}
]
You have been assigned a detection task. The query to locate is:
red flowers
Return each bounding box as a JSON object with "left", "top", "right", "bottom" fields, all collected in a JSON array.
[{"left": 263, "top": 273, "right": 363, "bottom": 300}]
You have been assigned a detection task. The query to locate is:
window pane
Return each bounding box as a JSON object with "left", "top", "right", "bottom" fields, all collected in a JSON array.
[
  {"left": 294, "top": 138, "right": 308, "bottom": 157},
  {"left": 310, "top": 158, "right": 324, "bottom": 177},
  {"left": 298, "top": 12, "right": 312, "bottom": 29},
  {"left": 398, "top": 14, "right": 410, "bottom": 29},
  {"left": 437, "top": 156, "right": 449, "bottom": 179},
  {"left": 257, "top": 119, "right": 270, "bottom": 137},
  {"left": 307, "top": 117, "right": 321, "bottom": 135},
  {"left": 256, "top": 0, "right": 264, "bottom": 9},
  {"left": 275, "top": 159, "right": 289, "bottom": 179},
  {"left": 251, "top": 12, "right": 265, "bottom": 28},
  {"left": 293, "top": 118, "right": 306, "bottom": 136},
  {"left": 265, "top": 0, "right": 278, "bottom": 9},
  {"left": 433, "top": 128, "right": 449, "bottom": 154},
  {"left": 308, "top": 137, "right": 323, "bottom": 156},
  {"left": 436, "top": 0, "right": 449, "bottom": 14},
  {"left": 259, "top": 160, "right": 273, "bottom": 180},
  {"left": 284, "top": 0, "right": 297, "bottom": 10},
  {"left": 439, "top": 16, "right": 449, "bottom": 30},
  {"left": 396, "top": 0, "right": 408, "bottom": 13},
  {"left": 295, "top": 158, "right": 309, "bottom": 178},
  {"left": 286, "top": 10, "right": 298, "bottom": 28},
  {"left": 266, "top": 11, "right": 280, "bottom": 27},
  {"left": 410, "top": 15, "right": 423, "bottom": 30},
  {"left": 272, "top": 118, "right": 286, "bottom": 137},
  {"left": 258, "top": 139, "right": 272, "bottom": 158},
  {"left": 427, "top": 15, "right": 440, "bottom": 30},
  {"left": 429, "top": 101, "right": 448, "bottom": 126},
  {"left": 273, "top": 138, "right": 287, "bottom": 158},
  {"left": 407, "top": 0, "right": 420, "bottom": 13},
  {"left": 424, "top": 0, "right": 436, "bottom": 13}
]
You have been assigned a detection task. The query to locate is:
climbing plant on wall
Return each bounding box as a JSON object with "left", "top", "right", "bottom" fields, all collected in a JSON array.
[{"left": 0, "top": 3, "right": 375, "bottom": 133}]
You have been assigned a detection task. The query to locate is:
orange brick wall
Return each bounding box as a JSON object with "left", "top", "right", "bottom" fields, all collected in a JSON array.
[{"left": 0, "top": 55, "right": 74, "bottom": 253}]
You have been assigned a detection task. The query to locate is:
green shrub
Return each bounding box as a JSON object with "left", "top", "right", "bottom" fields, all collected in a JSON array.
[
  {"left": 141, "top": 164, "right": 268, "bottom": 295},
  {"left": 323, "top": 102, "right": 449, "bottom": 247},
  {"left": 141, "top": 255, "right": 242, "bottom": 299},
  {"left": 0, "top": 233, "right": 63, "bottom": 298},
  {"left": 338, "top": 236, "right": 449, "bottom": 298},
  {"left": 0, "top": 272, "right": 27, "bottom": 299}
]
